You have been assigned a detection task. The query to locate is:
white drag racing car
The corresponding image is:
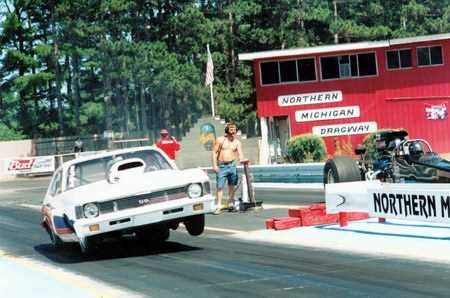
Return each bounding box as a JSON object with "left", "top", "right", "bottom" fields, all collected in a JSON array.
[{"left": 41, "top": 146, "right": 215, "bottom": 253}]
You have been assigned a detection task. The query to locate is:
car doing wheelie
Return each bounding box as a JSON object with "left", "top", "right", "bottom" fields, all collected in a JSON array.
[
  {"left": 324, "top": 129, "right": 450, "bottom": 184},
  {"left": 41, "top": 146, "right": 215, "bottom": 254}
]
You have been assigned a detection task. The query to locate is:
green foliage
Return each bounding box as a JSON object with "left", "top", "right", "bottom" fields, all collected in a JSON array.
[
  {"left": 362, "top": 131, "right": 379, "bottom": 160},
  {"left": 0, "top": 123, "right": 24, "bottom": 141},
  {"left": 286, "top": 133, "right": 327, "bottom": 163}
]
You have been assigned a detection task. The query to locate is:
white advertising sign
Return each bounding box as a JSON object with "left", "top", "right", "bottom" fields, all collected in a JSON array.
[
  {"left": 326, "top": 181, "right": 380, "bottom": 214},
  {"left": 326, "top": 181, "right": 450, "bottom": 224},
  {"left": 368, "top": 183, "right": 450, "bottom": 223},
  {"left": 312, "top": 121, "right": 377, "bottom": 137},
  {"left": 4, "top": 156, "right": 55, "bottom": 175},
  {"left": 278, "top": 90, "right": 342, "bottom": 107},
  {"left": 295, "top": 106, "right": 360, "bottom": 122}
]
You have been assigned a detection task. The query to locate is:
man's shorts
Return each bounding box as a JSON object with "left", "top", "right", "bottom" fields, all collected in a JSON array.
[{"left": 216, "top": 161, "right": 238, "bottom": 189}]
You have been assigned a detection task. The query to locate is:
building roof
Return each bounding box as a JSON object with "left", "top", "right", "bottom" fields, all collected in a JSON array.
[{"left": 238, "top": 33, "right": 450, "bottom": 61}]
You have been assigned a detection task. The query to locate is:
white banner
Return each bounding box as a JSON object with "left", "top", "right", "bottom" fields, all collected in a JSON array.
[
  {"left": 313, "top": 121, "right": 377, "bottom": 137},
  {"left": 278, "top": 90, "right": 342, "bottom": 107},
  {"left": 295, "top": 106, "right": 360, "bottom": 122},
  {"left": 4, "top": 156, "right": 55, "bottom": 175},
  {"left": 326, "top": 181, "right": 450, "bottom": 224},
  {"left": 326, "top": 181, "right": 380, "bottom": 214}
]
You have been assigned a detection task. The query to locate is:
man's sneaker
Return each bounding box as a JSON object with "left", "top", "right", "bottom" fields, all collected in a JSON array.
[{"left": 213, "top": 208, "right": 223, "bottom": 215}]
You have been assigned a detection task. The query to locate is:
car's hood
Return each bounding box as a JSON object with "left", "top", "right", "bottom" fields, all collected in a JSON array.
[{"left": 61, "top": 168, "right": 208, "bottom": 206}]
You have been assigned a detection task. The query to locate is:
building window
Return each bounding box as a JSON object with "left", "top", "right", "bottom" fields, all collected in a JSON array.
[
  {"left": 358, "top": 53, "right": 377, "bottom": 76},
  {"left": 321, "top": 56, "right": 339, "bottom": 79},
  {"left": 417, "top": 46, "right": 443, "bottom": 66},
  {"left": 279, "top": 60, "right": 297, "bottom": 82},
  {"left": 261, "top": 58, "right": 316, "bottom": 85},
  {"left": 320, "top": 52, "right": 377, "bottom": 80},
  {"left": 261, "top": 61, "right": 280, "bottom": 84},
  {"left": 386, "top": 49, "right": 412, "bottom": 69},
  {"left": 297, "top": 58, "right": 316, "bottom": 82}
]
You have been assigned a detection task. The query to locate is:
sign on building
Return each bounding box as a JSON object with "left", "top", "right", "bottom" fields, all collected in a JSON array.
[
  {"left": 312, "top": 121, "right": 377, "bottom": 137},
  {"left": 278, "top": 90, "right": 342, "bottom": 107},
  {"left": 295, "top": 106, "right": 360, "bottom": 122}
]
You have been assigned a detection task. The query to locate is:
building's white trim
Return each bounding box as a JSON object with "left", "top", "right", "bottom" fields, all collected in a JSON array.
[
  {"left": 239, "top": 33, "right": 450, "bottom": 61},
  {"left": 239, "top": 41, "right": 387, "bottom": 61},
  {"left": 259, "top": 117, "right": 270, "bottom": 165},
  {"left": 389, "top": 33, "right": 450, "bottom": 46}
]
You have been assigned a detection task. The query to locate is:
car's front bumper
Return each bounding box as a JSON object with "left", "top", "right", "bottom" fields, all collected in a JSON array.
[{"left": 73, "top": 195, "right": 215, "bottom": 240}]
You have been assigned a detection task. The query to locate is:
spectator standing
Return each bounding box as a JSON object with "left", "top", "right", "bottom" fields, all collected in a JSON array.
[
  {"left": 155, "top": 129, "right": 181, "bottom": 160},
  {"left": 74, "top": 138, "right": 84, "bottom": 153},
  {"left": 212, "top": 123, "right": 244, "bottom": 214}
]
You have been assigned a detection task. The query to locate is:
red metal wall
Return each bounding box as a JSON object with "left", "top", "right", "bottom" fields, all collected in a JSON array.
[{"left": 253, "top": 39, "right": 450, "bottom": 155}]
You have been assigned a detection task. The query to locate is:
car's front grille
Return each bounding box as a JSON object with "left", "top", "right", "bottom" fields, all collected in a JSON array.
[{"left": 97, "top": 186, "right": 187, "bottom": 215}]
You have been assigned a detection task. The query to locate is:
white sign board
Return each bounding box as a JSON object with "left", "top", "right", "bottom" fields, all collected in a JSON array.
[
  {"left": 4, "top": 156, "right": 55, "bottom": 175},
  {"left": 326, "top": 181, "right": 450, "bottom": 224},
  {"left": 278, "top": 90, "right": 342, "bottom": 107},
  {"left": 295, "top": 106, "right": 360, "bottom": 122},
  {"left": 312, "top": 121, "right": 377, "bottom": 137},
  {"left": 326, "top": 181, "right": 381, "bottom": 214}
]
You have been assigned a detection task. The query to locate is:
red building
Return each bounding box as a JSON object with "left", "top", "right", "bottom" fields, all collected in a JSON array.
[{"left": 239, "top": 33, "right": 450, "bottom": 164}]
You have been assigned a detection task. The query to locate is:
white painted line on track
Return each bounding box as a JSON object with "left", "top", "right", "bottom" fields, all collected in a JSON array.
[
  {"left": 19, "top": 203, "right": 41, "bottom": 210},
  {"left": 179, "top": 223, "right": 245, "bottom": 234},
  {"left": 262, "top": 203, "right": 308, "bottom": 209},
  {"left": 204, "top": 226, "right": 245, "bottom": 234}
]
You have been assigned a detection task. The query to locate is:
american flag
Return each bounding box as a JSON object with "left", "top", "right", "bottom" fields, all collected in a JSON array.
[{"left": 205, "top": 45, "right": 214, "bottom": 86}]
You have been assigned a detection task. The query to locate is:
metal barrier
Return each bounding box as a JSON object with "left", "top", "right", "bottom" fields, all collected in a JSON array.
[{"left": 203, "top": 162, "right": 324, "bottom": 184}]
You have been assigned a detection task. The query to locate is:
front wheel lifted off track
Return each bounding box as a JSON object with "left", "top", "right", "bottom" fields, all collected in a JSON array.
[
  {"left": 323, "top": 156, "right": 362, "bottom": 184},
  {"left": 184, "top": 214, "right": 205, "bottom": 236}
]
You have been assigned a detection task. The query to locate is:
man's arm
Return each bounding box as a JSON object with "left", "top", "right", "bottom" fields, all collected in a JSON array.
[
  {"left": 172, "top": 137, "right": 181, "bottom": 151},
  {"left": 212, "top": 137, "right": 222, "bottom": 171}
]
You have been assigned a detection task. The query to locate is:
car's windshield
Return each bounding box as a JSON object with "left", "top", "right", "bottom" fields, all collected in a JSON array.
[{"left": 66, "top": 149, "right": 172, "bottom": 190}]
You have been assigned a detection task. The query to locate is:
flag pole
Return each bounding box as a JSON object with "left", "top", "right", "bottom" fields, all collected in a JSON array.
[
  {"left": 206, "top": 44, "right": 215, "bottom": 118},
  {"left": 210, "top": 83, "right": 215, "bottom": 118}
]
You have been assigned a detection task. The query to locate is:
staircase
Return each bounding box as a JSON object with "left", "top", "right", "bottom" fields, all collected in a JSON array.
[{"left": 175, "top": 116, "right": 260, "bottom": 169}]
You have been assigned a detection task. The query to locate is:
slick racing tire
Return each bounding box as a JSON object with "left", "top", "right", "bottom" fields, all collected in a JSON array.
[
  {"left": 324, "top": 156, "right": 361, "bottom": 184},
  {"left": 184, "top": 214, "right": 205, "bottom": 236},
  {"left": 49, "top": 229, "right": 65, "bottom": 249}
]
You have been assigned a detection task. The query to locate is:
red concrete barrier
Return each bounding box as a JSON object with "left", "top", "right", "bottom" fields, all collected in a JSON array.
[
  {"left": 273, "top": 217, "right": 302, "bottom": 230},
  {"left": 286, "top": 204, "right": 370, "bottom": 228},
  {"left": 265, "top": 218, "right": 275, "bottom": 229},
  {"left": 301, "top": 214, "right": 339, "bottom": 226}
]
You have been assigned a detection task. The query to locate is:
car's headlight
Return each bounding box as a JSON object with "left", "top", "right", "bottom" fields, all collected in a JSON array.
[
  {"left": 83, "top": 203, "right": 99, "bottom": 218},
  {"left": 187, "top": 183, "right": 202, "bottom": 198}
]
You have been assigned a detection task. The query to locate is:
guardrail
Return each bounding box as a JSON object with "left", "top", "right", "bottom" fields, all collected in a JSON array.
[{"left": 203, "top": 162, "right": 325, "bottom": 184}]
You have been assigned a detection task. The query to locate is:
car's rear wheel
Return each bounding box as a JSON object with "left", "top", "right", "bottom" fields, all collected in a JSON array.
[
  {"left": 137, "top": 226, "right": 170, "bottom": 245},
  {"left": 184, "top": 214, "right": 205, "bottom": 236},
  {"left": 324, "top": 156, "right": 362, "bottom": 184},
  {"left": 80, "top": 237, "right": 99, "bottom": 254},
  {"left": 49, "top": 228, "right": 64, "bottom": 249},
  {"left": 152, "top": 227, "right": 170, "bottom": 242}
]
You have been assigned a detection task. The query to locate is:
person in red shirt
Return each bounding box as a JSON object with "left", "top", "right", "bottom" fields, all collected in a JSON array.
[{"left": 155, "top": 128, "right": 181, "bottom": 160}]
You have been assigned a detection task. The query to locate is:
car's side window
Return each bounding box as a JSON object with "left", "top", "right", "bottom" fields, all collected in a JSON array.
[{"left": 49, "top": 169, "right": 62, "bottom": 196}]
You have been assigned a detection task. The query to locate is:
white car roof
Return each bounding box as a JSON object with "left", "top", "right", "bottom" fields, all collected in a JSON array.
[{"left": 60, "top": 146, "right": 168, "bottom": 170}]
